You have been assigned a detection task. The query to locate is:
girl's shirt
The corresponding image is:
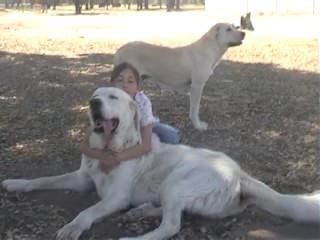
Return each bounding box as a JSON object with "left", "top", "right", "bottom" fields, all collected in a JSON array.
[{"left": 134, "top": 91, "right": 159, "bottom": 127}]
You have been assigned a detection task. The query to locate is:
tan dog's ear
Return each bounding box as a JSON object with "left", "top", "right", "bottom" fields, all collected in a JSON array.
[
  {"left": 130, "top": 101, "right": 140, "bottom": 132},
  {"left": 240, "top": 16, "right": 245, "bottom": 29},
  {"left": 207, "top": 25, "right": 220, "bottom": 39}
]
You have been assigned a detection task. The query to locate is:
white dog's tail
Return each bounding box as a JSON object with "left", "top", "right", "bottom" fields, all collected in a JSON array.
[{"left": 241, "top": 174, "right": 320, "bottom": 222}]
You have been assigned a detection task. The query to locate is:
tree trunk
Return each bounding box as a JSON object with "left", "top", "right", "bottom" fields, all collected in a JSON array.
[
  {"left": 175, "top": 0, "right": 180, "bottom": 10},
  {"left": 74, "top": 0, "right": 82, "bottom": 14},
  {"left": 144, "top": 0, "right": 148, "bottom": 9}
]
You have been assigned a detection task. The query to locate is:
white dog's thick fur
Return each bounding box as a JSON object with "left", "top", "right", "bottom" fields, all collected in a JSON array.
[
  {"left": 2, "top": 87, "right": 319, "bottom": 240},
  {"left": 113, "top": 23, "right": 246, "bottom": 131}
]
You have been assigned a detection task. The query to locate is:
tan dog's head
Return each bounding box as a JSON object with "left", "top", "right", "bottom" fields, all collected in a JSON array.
[
  {"left": 207, "top": 23, "right": 245, "bottom": 48},
  {"left": 240, "top": 12, "right": 255, "bottom": 31},
  {"left": 88, "top": 87, "right": 140, "bottom": 136}
]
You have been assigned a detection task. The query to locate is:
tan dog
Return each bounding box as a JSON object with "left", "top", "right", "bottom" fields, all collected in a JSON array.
[{"left": 113, "top": 23, "right": 245, "bottom": 130}]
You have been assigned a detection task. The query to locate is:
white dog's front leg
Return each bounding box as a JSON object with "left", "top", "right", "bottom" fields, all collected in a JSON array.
[
  {"left": 189, "top": 83, "right": 207, "bottom": 130},
  {"left": 56, "top": 195, "right": 130, "bottom": 240},
  {"left": 2, "top": 170, "right": 93, "bottom": 193}
]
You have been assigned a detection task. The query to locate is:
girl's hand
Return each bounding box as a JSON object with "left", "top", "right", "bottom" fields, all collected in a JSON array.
[
  {"left": 99, "top": 150, "right": 119, "bottom": 162},
  {"left": 99, "top": 150, "right": 120, "bottom": 173}
]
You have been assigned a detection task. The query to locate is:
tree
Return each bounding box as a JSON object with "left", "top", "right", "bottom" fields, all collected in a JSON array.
[
  {"left": 176, "top": 0, "right": 180, "bottom": 10},
  {"left": 74, "top": 0, "right": 82, "bottom": 14}
]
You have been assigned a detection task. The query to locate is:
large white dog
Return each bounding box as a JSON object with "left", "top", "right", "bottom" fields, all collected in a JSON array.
[
  {"left": 113, "top": 23, "right": 246, "bottom": 131},
  {"left": 2, "top": 87, "right": 319, "bottom": 240}
]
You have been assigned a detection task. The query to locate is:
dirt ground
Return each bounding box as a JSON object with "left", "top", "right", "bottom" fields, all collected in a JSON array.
[{"left": 0, "top": 8, "right": 319, "bottom": 240}]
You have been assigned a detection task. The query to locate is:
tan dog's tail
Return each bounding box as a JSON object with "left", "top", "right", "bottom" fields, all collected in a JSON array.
[
  {"left": 241, "top": 174, "right": 320, "bottom": 222},
  {"left": 113, "top": 50, "right": 120, "bottom": 67}
]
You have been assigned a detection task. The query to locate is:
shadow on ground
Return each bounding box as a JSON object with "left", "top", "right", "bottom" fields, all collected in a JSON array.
[{"left": 0, "top": 50, "right": 318, "bottom": 239}]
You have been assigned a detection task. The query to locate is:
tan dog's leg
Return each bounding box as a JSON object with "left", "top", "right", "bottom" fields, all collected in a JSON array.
[{"left": 189, "top": 83, "right": 207, "bottom": 130}]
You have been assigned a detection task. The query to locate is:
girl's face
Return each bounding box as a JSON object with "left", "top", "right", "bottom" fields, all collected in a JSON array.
[{"left": 112, "top": 68, "right": 139, "bottom": 98}]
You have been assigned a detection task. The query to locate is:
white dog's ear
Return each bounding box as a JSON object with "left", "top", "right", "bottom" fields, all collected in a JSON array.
[{"left": 130, "top": 101, "right": 140, "bottom": 131}]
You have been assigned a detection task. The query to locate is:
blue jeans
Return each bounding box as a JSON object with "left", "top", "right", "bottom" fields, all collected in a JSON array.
[{"left": 153, "top": 122, "right": 180, "bottom": 144}]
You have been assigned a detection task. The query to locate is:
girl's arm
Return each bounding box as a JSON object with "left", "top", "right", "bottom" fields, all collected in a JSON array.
[
  {"left": 116, "top": 123, "right": 153, "bottom": 162},
  {"left": 115, "top": 92, "right": 155, "bottom": 162},
  {"left": 79, "top": 124, "right": 153, "bottom": 164},
  {"left": 79, "top": 127, "right": 111, "bottom": 161}
]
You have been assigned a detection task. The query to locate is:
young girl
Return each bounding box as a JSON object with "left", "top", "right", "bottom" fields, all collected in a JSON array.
[{"left": 80, "top": 62, "right": 180, "bottom": 170}]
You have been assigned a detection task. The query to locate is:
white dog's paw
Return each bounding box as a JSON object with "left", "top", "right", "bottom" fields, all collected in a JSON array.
[
  {"left": 1, "top": 179, "right": 30, "bottom": 192},
  {"left": 125, "top": 203, "right": 155, "bottom": 219},
  {"left": 124, "top": 208, "right": 143, "bottom": 219},
  {"left": 195, "top": 121, "right": 208, "bottom": 131},
  {"left": 56, "top": 223, "right": 83, "bottom": 240}
]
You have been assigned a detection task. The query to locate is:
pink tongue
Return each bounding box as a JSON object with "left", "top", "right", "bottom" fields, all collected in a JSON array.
[{"left": 101, "top": 120, "right": 115, "bottom": 134}]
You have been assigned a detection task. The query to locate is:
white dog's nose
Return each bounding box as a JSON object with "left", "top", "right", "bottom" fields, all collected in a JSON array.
[
  {"left": 90, "top": 98, "right": 102, "bottom": 109},
  {"left": 89, "top": 98, "right": 102, "bottom": 107}
]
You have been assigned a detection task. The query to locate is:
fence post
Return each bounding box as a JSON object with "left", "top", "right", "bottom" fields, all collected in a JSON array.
[{"left": 313, "top": 0, "right": 315, "bottom": 14}]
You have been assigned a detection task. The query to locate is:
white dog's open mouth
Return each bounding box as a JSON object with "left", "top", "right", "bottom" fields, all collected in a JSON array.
[
  {"left": 89, "top": 98, "right": 119, "bottom": 134},
  {"left": 93, "top": 118, "right": 119, "bottom": 134}
]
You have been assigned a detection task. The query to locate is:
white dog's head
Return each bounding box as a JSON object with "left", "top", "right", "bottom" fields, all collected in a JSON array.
[
  {"left": 88, "top": 87, "right": 140, "bottom": 137},
  {"left": 207, "top": 23, "right": 245, "bottom": 47}
]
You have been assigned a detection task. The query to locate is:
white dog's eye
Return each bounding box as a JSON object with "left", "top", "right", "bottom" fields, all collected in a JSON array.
[
  {"left": 109, "top": 95, "right": 118, "bottom": 100},
  {"left": 226, "top": 28, "right": 232, "bottom": 32}
]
